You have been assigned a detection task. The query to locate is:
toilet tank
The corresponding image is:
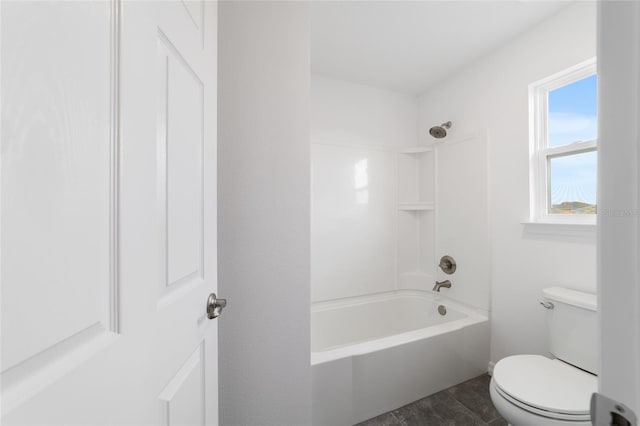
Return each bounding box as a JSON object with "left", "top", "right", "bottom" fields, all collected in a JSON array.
[{"left": 543, "top": 287, "right": 598, "bottom": 375}]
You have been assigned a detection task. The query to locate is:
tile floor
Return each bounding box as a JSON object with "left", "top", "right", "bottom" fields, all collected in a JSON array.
[{"left": 356, "top": 374, "right": 507, "bottom": 426}]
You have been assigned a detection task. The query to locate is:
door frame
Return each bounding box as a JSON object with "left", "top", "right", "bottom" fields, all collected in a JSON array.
[{"left": 597, "top": 0, "right": 640, "bottom": 414}]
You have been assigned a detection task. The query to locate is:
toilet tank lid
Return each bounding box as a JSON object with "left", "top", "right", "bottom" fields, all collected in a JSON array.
[{"left": 543, "top": 287, "right": 597, "bottom": 311}]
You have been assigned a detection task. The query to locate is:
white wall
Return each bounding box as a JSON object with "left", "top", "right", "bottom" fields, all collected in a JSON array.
[
  {"left": 418, "top": 2, "right": 597, "bottom": 366},
  {"left": 218, "top": 2, "right": 311, "bottom": 425},
  {"left": 311, "top": 76, "right": 418, "bottom": 149},
  {"left": 311, "top": 76, "right": 419, "bottom": 302}
]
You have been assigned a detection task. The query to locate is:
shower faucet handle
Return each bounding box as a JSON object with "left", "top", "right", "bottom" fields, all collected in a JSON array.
[{"left": 438, "top": 255, "right": 457, "bottom": 274}]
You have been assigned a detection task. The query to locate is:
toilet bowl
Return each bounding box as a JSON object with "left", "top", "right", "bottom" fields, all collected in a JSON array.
[
  {"left": 489, "top": 288, "right": 598, "bottom": 426},
  {"left": 490, "top": 355, "right": 596, "bottom": 426}
]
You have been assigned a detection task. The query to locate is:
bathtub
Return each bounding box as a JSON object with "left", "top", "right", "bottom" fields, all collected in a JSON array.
[{"left": 311, "top": 290, "right": 489, "bottom": 425}]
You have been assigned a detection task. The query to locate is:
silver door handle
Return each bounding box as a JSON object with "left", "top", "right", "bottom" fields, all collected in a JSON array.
[{"left": 207, "top": 293, "right": 227, "bottom": 319}]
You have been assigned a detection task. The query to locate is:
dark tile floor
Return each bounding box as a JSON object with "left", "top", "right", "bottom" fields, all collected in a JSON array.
[{"left": 356, "top": 374, "right": 507, "bottom": 426}]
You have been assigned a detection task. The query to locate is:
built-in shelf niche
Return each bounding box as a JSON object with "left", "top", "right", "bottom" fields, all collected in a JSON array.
[
  {"left": 398, "top": 147, "right": 434, "bottom": 207},
  {"left": 397, "top": 146, "right": 435, "bottom": 292}
]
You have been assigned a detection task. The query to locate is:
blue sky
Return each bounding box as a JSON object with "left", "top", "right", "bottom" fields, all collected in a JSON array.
[
  {"left": 548, "top": 74, "right": 598, "bottom": 206},
  {"left": 549, "top": 75, "right": 598, "bottom": 119}
]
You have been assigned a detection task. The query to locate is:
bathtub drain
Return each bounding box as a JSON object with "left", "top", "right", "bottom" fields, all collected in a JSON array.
[{"left": 438, "top": 305, "right": 447, "bottom": 316}]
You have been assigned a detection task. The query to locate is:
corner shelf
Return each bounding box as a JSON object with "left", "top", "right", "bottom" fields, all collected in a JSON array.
[
  {"left": 397, "top": 146, "right": 436, "bottom": 291},
  {"left": 398, "top": 203, "right": 434, "bottom": 211},
  {"left": 399, "top": 146, "right": 434, "bottom": 155}
]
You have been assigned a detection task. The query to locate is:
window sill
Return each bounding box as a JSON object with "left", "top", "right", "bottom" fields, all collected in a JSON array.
[{"left": 521, "top": 221, "right": 596, "bottom": 242}]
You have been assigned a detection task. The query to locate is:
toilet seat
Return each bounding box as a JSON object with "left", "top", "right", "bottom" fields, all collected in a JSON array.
[
  {"left": 492, "top": 380, "right": 590, "bottom": 422},
  {"left": 492, "top": 355, "right": 597, "bottom": 422}
]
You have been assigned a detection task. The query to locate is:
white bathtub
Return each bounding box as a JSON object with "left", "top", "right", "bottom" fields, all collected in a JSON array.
[{"left": 311, "top": 291, "right": 489, "bottom": 425}]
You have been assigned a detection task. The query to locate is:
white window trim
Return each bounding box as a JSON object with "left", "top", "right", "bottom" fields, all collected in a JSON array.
[{"left": 528, "top": 58, "right": 598, "bottom": 226}]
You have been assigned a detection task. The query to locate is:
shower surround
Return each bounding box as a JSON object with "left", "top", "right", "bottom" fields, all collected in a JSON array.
[{"left": 310, "top": 75, "right": 490, "bottom": 423}]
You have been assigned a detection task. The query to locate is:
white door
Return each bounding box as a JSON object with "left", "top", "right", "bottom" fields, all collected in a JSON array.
[{"left": 1, "top": 1, "right": 219, "bottom": 424}]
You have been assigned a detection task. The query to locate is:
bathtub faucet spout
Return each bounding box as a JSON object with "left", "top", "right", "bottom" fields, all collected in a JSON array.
[{"left": 433, "top": 280, "right": 452, "bottom": 292}]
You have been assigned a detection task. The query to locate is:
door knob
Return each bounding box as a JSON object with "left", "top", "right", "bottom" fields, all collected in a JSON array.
[{"left": 207, "top": 293, "right": 227, "bottom": 319}]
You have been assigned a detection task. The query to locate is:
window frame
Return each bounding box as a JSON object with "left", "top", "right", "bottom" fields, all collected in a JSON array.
[{"left": 529, "top": 58, "right": 598, "bottom": 225}]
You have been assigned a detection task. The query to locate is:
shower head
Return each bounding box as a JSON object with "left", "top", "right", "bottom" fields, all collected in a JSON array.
[{"left": 429, "top": 121, "right": 452, "bottom": 139}]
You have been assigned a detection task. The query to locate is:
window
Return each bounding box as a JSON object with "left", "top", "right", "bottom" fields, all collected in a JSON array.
[{"left": 529, "top": 59, "right": 597, "bottom": 224}]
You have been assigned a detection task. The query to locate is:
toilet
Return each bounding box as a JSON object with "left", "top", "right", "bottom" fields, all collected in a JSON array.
[{"left": 489, "top": 287, "right": 598, "bottom": 426}]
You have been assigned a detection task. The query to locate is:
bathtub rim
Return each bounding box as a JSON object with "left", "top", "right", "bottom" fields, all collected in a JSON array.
[{"left": 311, "top": 290, "right": 489, "bottom": 366}]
